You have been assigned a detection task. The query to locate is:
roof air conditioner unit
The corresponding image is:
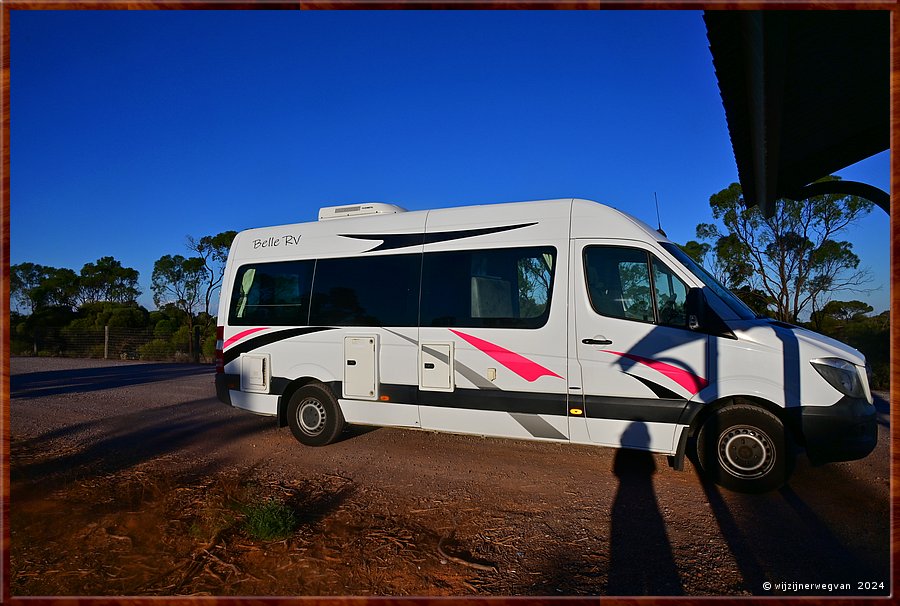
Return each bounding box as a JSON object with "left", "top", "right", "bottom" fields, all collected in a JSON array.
[{"left": 318, "top": 203, "right": 407, "bottom": 221}]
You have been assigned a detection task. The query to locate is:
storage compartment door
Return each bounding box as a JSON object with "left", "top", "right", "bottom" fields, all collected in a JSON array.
[
  {"left": 240, "top": 353, "right": 270, "bottom": 394},
  {"left": 344, "top": 336, "right": 378, "bottom": 400},
  {"left": 420, "top": 342, "right": 454, "bottom": 392}
]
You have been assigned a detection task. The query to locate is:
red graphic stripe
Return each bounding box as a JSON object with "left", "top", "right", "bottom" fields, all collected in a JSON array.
[
  {"left": 602, "top": 350, "right": 708, "bottom": 395},
  {"left": 450, "top": 330, "right": 563, "bottom": 382},
  {"left": 223, "top": 327, "right": 269, "bottom": 350}
]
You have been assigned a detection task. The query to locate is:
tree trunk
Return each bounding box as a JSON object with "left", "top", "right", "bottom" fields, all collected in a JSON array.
[
  {"left": 192, "top": 325, "right": 201, "bottom": 364},
  {"left": 187, "top": 315, "right": 195, "bottom": 362}
]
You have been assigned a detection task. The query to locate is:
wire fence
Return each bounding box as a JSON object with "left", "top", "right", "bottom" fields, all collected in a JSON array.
[{"left": 11, "top": 326, "right": 214, "bottom": 364}]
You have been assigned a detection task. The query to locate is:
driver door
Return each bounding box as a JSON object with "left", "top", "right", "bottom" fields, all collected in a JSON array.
[{"left": 572, "top": 239, "right": 708, "bottom": 452}]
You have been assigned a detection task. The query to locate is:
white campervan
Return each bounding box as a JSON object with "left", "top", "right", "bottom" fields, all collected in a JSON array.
[{"left": 215, "top": 199, "right": 876, "bottom": 493}]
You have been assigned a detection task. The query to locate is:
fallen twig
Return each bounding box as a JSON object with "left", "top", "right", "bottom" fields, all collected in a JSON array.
[{"left": 437, "top": 536, "right": 497, "bottom": 573}]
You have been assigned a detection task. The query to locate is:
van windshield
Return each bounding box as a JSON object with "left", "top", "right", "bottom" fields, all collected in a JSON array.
[{"left": 660, "top": 242, "right": 757, "bottom": 320}]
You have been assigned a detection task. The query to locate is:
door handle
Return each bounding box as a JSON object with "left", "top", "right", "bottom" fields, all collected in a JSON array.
[
  {"left": 582, "top": 338, "right": 612, "bottom": 346},
  {"left": 424, "top": 363, "right": 435, "bottom": 369}
]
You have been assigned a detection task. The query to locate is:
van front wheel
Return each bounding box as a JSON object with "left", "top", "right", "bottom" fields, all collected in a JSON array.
[
  {"left": 696, "top": 404, "right": 794, "bottom": 493},
  {"left": 287, "top": 384, "right": 345, "bottom": 447}
]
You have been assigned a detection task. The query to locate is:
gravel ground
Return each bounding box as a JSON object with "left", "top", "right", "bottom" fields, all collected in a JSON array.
[{"left": 9, "top": 357, "right": 891, "bottom": 597}]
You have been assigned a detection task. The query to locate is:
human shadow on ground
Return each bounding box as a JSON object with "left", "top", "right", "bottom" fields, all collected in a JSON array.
[{"left": 606, "top": 421, "right": 683, "bottom": 595}]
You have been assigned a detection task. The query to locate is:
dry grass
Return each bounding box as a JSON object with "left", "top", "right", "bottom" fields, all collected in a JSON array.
[{"left": 11, "top": 461, "right": 503, "bottom": 596}]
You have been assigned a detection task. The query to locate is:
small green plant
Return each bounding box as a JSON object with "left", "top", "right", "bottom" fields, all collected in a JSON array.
[{"left": 241, "top": 499, "right": 298, "bottom": 541}]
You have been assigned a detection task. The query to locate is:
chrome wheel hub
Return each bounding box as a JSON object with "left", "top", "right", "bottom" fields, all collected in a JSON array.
[
  {"left": 718, "top": 425, "right": 775, "bottom": 479},
  {"left": 297, "top": 398, "right": 326, "bottom": 435}
]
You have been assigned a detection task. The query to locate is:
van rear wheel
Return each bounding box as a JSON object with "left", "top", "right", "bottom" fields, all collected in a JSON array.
[
  {"left": 696, "top": 404, "right": 794, "bottom": 493},
  {"left": 287, "top": 384, "right": 345, "bottom": 446}
]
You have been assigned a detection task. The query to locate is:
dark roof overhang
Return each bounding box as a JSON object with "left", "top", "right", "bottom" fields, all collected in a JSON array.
[{"left": 704, "top": 10, "right": 890, "bottom": 216}]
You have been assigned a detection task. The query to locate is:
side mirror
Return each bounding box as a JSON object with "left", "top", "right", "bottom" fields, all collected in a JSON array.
[{"left": 686, "top": 287, "right": 705, "bottom": 330}]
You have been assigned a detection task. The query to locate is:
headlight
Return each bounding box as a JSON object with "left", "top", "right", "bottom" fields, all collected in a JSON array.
[{"left": 810, "top": 358, "right": 865, "bottom": 398}]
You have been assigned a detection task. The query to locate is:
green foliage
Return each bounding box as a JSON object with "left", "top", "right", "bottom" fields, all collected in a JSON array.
[
  {"left": 697, "top": 177, "right": 873, "bottom": 322},
  {"left": 153, "top": 320, "right": 177, "bottom": 338},
  {"left": 24, "top": 306, "right": 80, "bottom": 330},
  {"left": 151, "top": 254, "right": 206, "bottom": 312},
  {"left": 12, "top": 306, "right": 79, "bottom": 356},
  {"left": 87, "top": 344, "right": 106, "bottom": 359},
  {"left": 68, "top": 302, "right": 150, "bottom": 330},
  {"left": 12, "top": 245, "right": 226, "bottom": 363},
  {"left": 139, "top": 338, "right": 175, "bottom": 360},
  {"left": 79, "top": 256, "right": 141, "bottom": 305},
  {"left": 712, "top": 233, "right": 756, "bottom": 289},
  {"left": 171, "top": 325, "right": 192, "bottom": 352},
  {"left": 36, "top": 267, "right": 81, "bottom": 310},
  {"left": 821, "top": 299, "right": 873, "bottom": 322},
  {"left": 11, "top": 316, "right": 32, "bottom": 355},
  {"left": 74, "top": 257, "right": 141, "bottom": 307},
  {"left": 11, "top": 263, "right": 55, "bottom": 313},
  {"left": 188, "top": 231, "right": 238, "bottom": 331},
  {"left": 190, "top": 231, "right": 238, "bottom": 267},
  {"left": 12, "top": 257, "right": 142, "bottom": 315},
  {"left": 202, "top": 333, "right": 218, "bottom": 358},
  {"left": 617, "top": 258, "right": 654, "bottom": 322},
  {"left": 731, "top": 286, "right": 773, "bottom": 318},
  {"left": 803, "top": 302, "right": 888, "bottom": 389},
  {"left": 678, "top": 240, "right": 710, "bottom": 265},
  {"left": 106, "top": 305, "right": 150, "bottom": 328},
  {"left": 809, "top": 299, "right": 874, "bottom": 334},
  {"left": 152, "top": 254, "right": 206, "bottom": 361},
  {"left": 516, "top": 255, "right": 552, "bottom": 318},
  {"left": 240, "top": 499, "right": 298, "bottom": 541}
]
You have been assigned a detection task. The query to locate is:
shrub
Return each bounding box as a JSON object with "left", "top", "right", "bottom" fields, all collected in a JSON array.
[
  {"left": 139, "top": 338, "right": 174, "bottom": 361},
  {"left": 153, "top": 320, "right": 176, "bottom": 338}
]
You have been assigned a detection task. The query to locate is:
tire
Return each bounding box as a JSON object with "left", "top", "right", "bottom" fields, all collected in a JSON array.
[
  {"left": 286, "top": 384, "right": 345, "bottom": 447},
  {"left": 696, "top": 404, "right": 795, "bottom": 493}
]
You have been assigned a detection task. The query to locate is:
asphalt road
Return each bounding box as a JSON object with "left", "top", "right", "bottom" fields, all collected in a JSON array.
[{"left": 9, "top": 357, "right": 892, "bottom": 596}]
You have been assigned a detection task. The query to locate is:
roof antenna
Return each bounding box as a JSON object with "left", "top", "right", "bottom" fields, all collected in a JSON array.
[{"left": 654, "top": 192, "right": 667, "bottom": 237}]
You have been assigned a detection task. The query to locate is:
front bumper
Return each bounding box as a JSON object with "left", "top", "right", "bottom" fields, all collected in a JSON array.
[{"left": 800, "top": 396, "right": 877, "bottom": 464}]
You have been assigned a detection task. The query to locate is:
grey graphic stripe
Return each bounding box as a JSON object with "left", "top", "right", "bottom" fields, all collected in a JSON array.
[
  {"left": 509, "top": 413, "right": 568, "bottom": 440},
  {"left": 383, "top": 329, "right": 499, "bottom": 390},
  {"left": 383, "top": 328, "right": 567, "bottom": 437}
]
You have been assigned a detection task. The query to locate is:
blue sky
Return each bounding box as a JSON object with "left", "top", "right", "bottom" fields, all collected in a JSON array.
[{"left": 11, "top": 10, "right": 890, "bottom": 315}]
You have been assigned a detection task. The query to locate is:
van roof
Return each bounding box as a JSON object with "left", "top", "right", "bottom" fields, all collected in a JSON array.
[{"left": 236, "top": 198, "right": 668, "bottom": 246}]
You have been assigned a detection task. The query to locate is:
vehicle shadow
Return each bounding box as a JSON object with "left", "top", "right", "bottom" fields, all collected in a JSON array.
[
  {"left": 872, "top": 391, "right": 889, "bottom": 427},
  {"left": 690, "top": 450, "right": 890, "bottom": 595},
  {"left": 11, "top": 363, "right": 214, "bottom": 398},
  {"left": 333, "top": 424, "right": 380, "bottom": 444},
  {"left": 10, "top": 396, "right": 271, "bottom": 502},
  {"left": 691, "top": 466, "right": 768, "bottom": 593}
]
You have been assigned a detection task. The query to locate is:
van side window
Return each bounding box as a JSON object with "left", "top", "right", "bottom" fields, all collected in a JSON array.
[
  {"left": 421, "top": 246, "right": 555, "bottom": 329},
  {"left": 309, "top": 254, "right": 420, "bottom": 327},
  {"left": 229, "top": 260, "right": 314, "bottom": 326},
  {"left": 584, "top": 246, "right": 689, "bottom": 328}
]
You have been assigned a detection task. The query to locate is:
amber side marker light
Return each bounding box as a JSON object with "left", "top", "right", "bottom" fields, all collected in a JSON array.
[
  {"left": 380, "top": 395, "right": 391, "bottom": 402},
  {"left": 569, "top": 408, "right": 583, "bottom": 415}
]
